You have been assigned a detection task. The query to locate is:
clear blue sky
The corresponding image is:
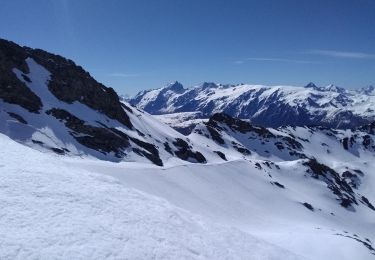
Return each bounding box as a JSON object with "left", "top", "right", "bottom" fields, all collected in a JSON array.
[{"left": 1, "top": 0, "right": 374, "bottom": 95}]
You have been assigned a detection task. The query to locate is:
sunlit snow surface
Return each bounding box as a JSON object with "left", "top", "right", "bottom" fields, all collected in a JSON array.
[
  {"left": 0, "top": 134, "right": 302, "bottom": 260},
  {"left": 1, "top": 133, "right": 374, "bottom": 259}
]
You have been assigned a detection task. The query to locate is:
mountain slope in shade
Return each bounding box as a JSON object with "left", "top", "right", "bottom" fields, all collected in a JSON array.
[{"left": 128, "top": 81, "right": 375, "bottom": 129}]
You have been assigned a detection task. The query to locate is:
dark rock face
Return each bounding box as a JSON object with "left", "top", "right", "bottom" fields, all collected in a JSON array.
[
  {"left": 0, "top": 39, "right": 43, "bottom": 112},
  {"left": 342, "top": 171, "right": 361, "bottom": 189},
  {"left": 303, "top": 159, "right": 359, "bottom": 210},
  {"left": 173, "top": 138, "right": 207, "bottom": 163},
  {"left": 46, "top": 108, "right": 130, "bottom": 158},
  {"left": 272, "top": 181, "right": 285, "bottom": 189},
  {"left": 29, "top": 49, "right": 133, "bottom": 129},
  {"left": 302, "top": 202, "right": 314, "bottom": 211},
  {"left": 46, "top": 107, "right": 163, "bottom": 165},
  {"left": 132, "top": 147, "right": 163, "bottom": 166},
  {"left": 361, "top": 196, "right": 375, "bottom": 211},
  {"left": 359, "top": 121, "right": 375, "bottom": 135},
  {"left": 208, "top": 113, "right": 274, "bottom": 137},
  {"left": 206, "top": 125, "right": 225, "bottom": 144},
  {"left": 200, "top": 113, "right": 305, "bottom": 158},
  {"left": 7, "top": 112, "right": 27, "bottom": 124},
  {"left": 214, "top": 151, "right": 227, "bottom": 161},
  {"left": 128, "top": 136, "right": 163, "bottom": 166},
  {"left": 0, "top": 38, "right": 132, "bottom": 128}
]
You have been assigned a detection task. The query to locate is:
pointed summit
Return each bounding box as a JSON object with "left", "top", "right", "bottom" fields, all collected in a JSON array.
[
  {"left": 304, "top": 82, "right": 318, "bottom": 90},
  {"left": 165, "top": 81, "right": 185, "bottom": 93},
  {"left": 323, "top": 84, "right": 346, "bottom": 93}
]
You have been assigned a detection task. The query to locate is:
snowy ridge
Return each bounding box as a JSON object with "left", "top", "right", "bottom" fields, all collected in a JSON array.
[{"left": 128, "top": 81, "right": 375, "bottom": 129}]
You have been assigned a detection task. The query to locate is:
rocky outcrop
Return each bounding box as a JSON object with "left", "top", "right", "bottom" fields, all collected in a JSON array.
[
  {"left": 46, "top": 108, "right": 130, "bottom": 158},
  {"left": 0, "top": 39, "right": 43, "bottom": 112},
  {"left": 173, "top": 138, "right": 206, "bottom": 163},
  {"left": 200, "top": 113, "right": 305, "bottom": 158},
  {"left": 303, "top": 159, "right": 359, "bottom": 210},
  {"left": 0, "top": 38, "right": 132, "bottom": 128}
]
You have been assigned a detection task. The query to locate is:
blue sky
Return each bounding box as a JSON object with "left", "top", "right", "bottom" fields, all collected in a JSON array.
[{"left": 1, "top": 0, "right": 375, "bottom": 95}]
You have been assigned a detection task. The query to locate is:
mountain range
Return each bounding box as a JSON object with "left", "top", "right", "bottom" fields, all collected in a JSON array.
[
  {"left": 128, "top": 81, "right": 375, "bottom": 133},
  {"left": 1, "top": 38, "right": 375, "bottom": 259}
]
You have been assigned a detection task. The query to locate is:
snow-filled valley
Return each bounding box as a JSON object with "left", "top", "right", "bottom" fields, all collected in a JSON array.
[{"left": 1, "top": 38, "right": 375, "bottom": 259}]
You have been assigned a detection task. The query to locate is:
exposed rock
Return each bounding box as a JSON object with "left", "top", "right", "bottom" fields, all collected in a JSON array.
[
  {"left": 7, "top": 112, "right": 27, "bottom": 124},
  {"left": 303, "top": 159, "right": 358, "bottom": 210},
  {"left": 208, "top": 113, "right": 274, "bottom": 137},
  {"left": 342, "top": 171, "right": 361, "bottom": 189},
  {"left": 29, "top": 48, "right": 132, "bottom": 128},
  {"left": 0, "top": 38, "right": 131, "bottom": 128},
  {"left": 46, "top": 108, "right": 130, "bottom": 158},
  {"left": 173, "top": 138, "right": 206, "bottom": 163},
  {"left": 360, "top": 196, "right": 375, "bottom": 211},
  {"left": 272, "top": 181, "right": 285, "bottom": 189},
  {"left": 214, "top": 151, "right": 227, "bottom": 161},
  {"left": 164, "top": 142, "right": 173, "bottom": 155},
  {"left": 128, "top": 135, "right": 162, "bottom": 166},
  {"left": 302, "top": 202, "right": 314, "bottom": 211},
  {"left": 0, "top": 40, "right": 43, "bottom": 112},
  {"left": 206, "top": 125, "right": 225, "bottom": 144}
]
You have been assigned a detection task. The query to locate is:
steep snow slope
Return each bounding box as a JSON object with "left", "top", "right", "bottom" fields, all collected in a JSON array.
[
  {"left": 0, "top": 133, "right": 304, "bottom": 260},
  {"left": 128, "top": 81, "right": 375, "bottom": 129}
]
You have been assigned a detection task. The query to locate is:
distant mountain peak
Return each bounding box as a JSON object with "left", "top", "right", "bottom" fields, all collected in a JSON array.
[
  {"left": 165, "top": 81, "right": 185, "bottom": 93},
  {"left": 322, "top": 84, "right": 346, "bottom": 93},
  {"left": 304, "top": 82, "right": 318, "bottom": 89},
  {"left": 201, "top": 82, "right": 219, "bottom": 89}
]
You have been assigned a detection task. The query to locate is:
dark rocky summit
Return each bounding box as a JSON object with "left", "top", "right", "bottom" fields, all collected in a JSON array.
[
  {"left": 0, "top": 40, "right": 43, "bottom": 113},
  {"left": 0, "top": 38, "right": 132, "bottom": 128},
  {"left": 0, "top": 38, "right": 213, "bottom": 166}
]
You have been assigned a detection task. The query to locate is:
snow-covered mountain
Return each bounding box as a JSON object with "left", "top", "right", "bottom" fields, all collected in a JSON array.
[
  {"left": 1, "top": 38, "right": 375, "bottom": 259},
  {"left": 128, "top": 81, "right": 375, "bottom": 130},
  {"left": 0, "top": 39, "right": 210, "bottom": 166}
]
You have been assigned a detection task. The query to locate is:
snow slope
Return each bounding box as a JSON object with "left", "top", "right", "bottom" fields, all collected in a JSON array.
[
  {"left": 0, "top": 133, "right": 304, "bottom": 260},
  {"left": 153, "top": 111, "right": 207, "bottom": 135},
  {"left": 2, "top": 132, "right": 375, "bottom": 259}
]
